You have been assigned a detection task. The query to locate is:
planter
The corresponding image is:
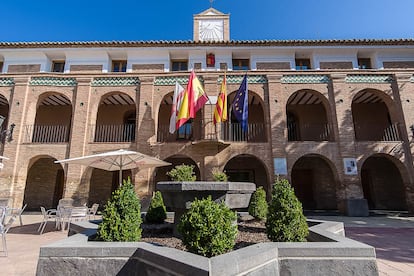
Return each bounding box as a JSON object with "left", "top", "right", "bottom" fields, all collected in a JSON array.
[
  {"left": 156, "top": 181, "right": 256, "bottom": 234},
  {"left": 36, "top": 219, "right": 378, "bottom": 276}
]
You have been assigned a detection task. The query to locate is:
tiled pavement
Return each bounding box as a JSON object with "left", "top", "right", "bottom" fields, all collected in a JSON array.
[{"left": 0, "top": 214, "right": 413, "bottom": 275}]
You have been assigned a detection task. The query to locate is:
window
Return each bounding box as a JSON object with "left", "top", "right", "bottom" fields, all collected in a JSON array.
[
  {"left": 171, "top": 60, "right": 188, "bottom": 71},
  {"left": 358, "top": 58, "right": 371, "bottom": 69},
  {"left": 0, "top": 62, "right": 3, "bottom": 72},
  {"left": 112, "top": 60, "right": 127, "bottom": 72},
  {"left": 295, "top": 59, "right": 311, "bottom": 70},
  {"left": 52, "top": 61, "right": 65, "bottom": 73},
  {"left": 232, "top": 59, "right": 249, "bottom": 70}
]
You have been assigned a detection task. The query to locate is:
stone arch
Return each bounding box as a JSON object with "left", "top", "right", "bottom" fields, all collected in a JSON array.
[
  {"left": 286, "top": 89, "right": 333, "bottom": 141},
  {"left": 31, "top": 92, "right": 73, "bottom": 143},
  {"left": 23, "top": 155, "right": 64, "bottom": 211},
  {"left": 94, "top": 92, "right": 136, "bottom": 142},
  {"left": 153, "top": 155, "right": 201, "bottom": 184},
  {"left": 88, "top": 168, "right": 133, "bottom": 207},
  {"left": 352, "top": 88, "right": 400, "bottom": 141},
  {"left": 361, "top": 154, "right": 408, "bottom": 210},
  {"left": 291, "top": 154, "right": 339, "bottom": 210},
  {"left": 223, "top": 154, "right": 270, "bottom": 194}
]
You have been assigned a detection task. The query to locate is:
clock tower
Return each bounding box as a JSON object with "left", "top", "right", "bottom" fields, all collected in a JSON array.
[{"left": 193, "top": 8, "right": 230, "bottom": 42}]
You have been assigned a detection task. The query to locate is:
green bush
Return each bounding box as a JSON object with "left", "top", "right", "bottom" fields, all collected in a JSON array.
[
  {"left": 212, "top": 168, "right": 228, "bottom": 182},
  {"left": 145, "top": 191, "right": 167, "bottom": 224},
  {"left": 248, "top": 186, "right": 268, "bottom": 220},
  {"left": 265, "top": 178, "right": 308, "bottom": 242},
  {"left": 96, "top": 178, "right": 142, "bottom": 241},
  {"left": 167, "top": 164, "right": 196, "bottom": 181},
  {"left": 178, "top": 197, "right": 237, "bottom": 257}
]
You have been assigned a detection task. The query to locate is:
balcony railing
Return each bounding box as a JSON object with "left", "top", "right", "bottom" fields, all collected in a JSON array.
[
  {"left": 25, "top": 125, "right": 70, "bottom": 143},
  {"left": 92, "top": 124, "right": 135, "bottom": 142},
  {"left": 288, "top": 122, "right": 332, "bottom": 141},
  {"left": 355, "top": 123, "right": 400, "bottom": 141},
  {"left": 157, "top": 122, "right": 266, "bottom": 143}
]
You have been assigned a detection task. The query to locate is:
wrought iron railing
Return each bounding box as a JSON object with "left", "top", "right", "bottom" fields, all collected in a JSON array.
[
  {"left": 25, "top": 125, "right": 70, "bottom": 143},
  {"left": 157, "top": 122, "right": 266, "bottom": 143},
  {"left": 354, "top": 123, "right": 400, "bottom": 141},
  {"left": 92, "top": 124, "right": 135, "bottom": 142},
  {"left": 288, "top": 122, "right": 332, "bottom": 141}
]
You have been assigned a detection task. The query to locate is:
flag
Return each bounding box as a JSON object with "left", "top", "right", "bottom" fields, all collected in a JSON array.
[
  {"left": 169, "top": 81, "right": 185, "bottom": 134},
  {"left": 213, "top": 74, "right": 227, "bottom": 124},
  {"left": 176, "top": 70, "right": 208, "bottom": 129},
  {"left": 231, "top": 74, "right": 248, "bottom": 132},
  {"left": 187, "top": 70, "right": 208, "bottom": 118}
]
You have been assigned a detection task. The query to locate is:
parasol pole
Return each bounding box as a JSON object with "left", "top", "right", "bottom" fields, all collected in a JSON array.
[{"left": 119, "top": 155, "right": 123, "bottom": 186}]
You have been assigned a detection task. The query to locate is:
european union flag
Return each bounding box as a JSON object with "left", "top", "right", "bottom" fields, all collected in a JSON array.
[{"left": 231, "top": 74, "right": 248, "bottom": 132}]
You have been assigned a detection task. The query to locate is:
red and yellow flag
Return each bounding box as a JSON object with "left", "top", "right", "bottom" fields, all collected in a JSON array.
[
  {"left": 176, "top": 70, "right": 208, "bottom": 129},
  {"left": 214, "top": 74, "right": 227, "bottom": 124}
]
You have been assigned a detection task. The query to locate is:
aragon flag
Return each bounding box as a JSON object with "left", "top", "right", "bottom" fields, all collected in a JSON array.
[
  {"left": 213, "top": 74, "right": 227, "bottom": 124},
  {"left": 231, "top": 74, "right": 248, "bottom": 132}
]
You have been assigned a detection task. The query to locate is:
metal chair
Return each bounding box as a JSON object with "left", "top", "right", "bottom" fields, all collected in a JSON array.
[
  {"left": 67, "top": 207, "right": 89, "bottom": 231},
  {"left": 88, "top": 203, "right": 99, "bottom": 220},
  {"left": 1, "top": 214, "right": 17, "bottom": 256},
  {"left": 38, "top": 206, "right": 59, "bottom": 234},
  {"left": 9, "top": 203, "right": 27, "bottom": 226}
]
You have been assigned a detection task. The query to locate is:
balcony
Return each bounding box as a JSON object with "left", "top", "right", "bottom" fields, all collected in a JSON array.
[
  {"left": 355, "top": 123, "right": 400, "bottom": 141},
  {"left": 157, "top": 122, "right": 266, "bottom": 143},
  {"left": 92, "top": 124, "right": 135, "bottom": 143},
  {"left": 288, "top": 122, "right": 332, "bottom": 141},
  {"left": 25, "top": 125, "right": 70, "bottom": 143}
]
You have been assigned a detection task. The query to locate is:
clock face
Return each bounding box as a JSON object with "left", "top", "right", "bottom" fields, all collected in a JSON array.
[{"left": 199, "top": 20, "right": 224, "bottom": 41}]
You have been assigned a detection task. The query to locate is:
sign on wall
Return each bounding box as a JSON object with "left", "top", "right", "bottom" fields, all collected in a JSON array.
[
  {"left": 343, "top": 158, "right": 358, "bottom": 175},
  {"left": 274, "top": 158, "right": 287, "bottom": 175}
]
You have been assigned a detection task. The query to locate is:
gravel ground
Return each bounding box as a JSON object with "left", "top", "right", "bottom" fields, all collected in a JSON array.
[{"left": 141, "top": 219, "right": 271, "bottom": 252}]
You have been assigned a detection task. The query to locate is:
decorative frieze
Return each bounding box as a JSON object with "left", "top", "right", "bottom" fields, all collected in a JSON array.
[
  {"left": 91, "top": 77, "right": 140, "bottom": 86},
  {"left": 281, "top": 74, "right": 330, "bottom": 84},
  {"left": 29, "top": 77, "right": 77, "bottom": 86},
  {"left": 217, "top": 75, "right": 268, "bottom": 84},
  {"left": 154, "top": 76, "right": 205, "bottom": 86},
  {"left": 0, "top": 78, "right": 14, "bottom": 86},
  {"left": 345, "top": 74, "right": 393, "bottom": 83}
]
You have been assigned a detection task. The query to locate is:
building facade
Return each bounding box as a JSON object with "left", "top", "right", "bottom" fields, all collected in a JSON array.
[{"left": 0, "top": 8, "right": 414, "bottom": 214}]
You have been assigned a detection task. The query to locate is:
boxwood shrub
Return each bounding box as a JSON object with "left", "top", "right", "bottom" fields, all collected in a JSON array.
[
  {"left": 178, "top": 197, "right": 237, "bottom": 257},
  {"left": 248, "top": 186, "right": 268, "bottom": 220},
  {"left": 145, "top": 191, "right": 167, "bottom": 224}
]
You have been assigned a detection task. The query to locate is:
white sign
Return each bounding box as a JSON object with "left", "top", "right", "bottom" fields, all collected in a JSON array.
[
  {"left": 343, "top": 158, "right": 358, "bottom": 175},
  {"left": 274, "top": 158, "right": 287, "bottom": 175}
]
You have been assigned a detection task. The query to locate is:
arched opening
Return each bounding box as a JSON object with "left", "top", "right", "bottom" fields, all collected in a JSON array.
[
  {"left": 31, "top": 93, "right": 72, "bottom": 143},
  {"left": 287, "top": 90, "right": 332, "bottom": 141},
  {"left": 352, "top": 89, "right": 400, "bottom": 141},
  {"left": 157, "top": 91, "right": 202, "bottom": 142},
  {"left": 291, "top": 155, "right": 338, "bottom": 210},
  {"left": 94, "top": 93, "right": 136, "bottom": 142},
  {"left": 361, "top": 155, "right": 407, "bottom": 210},
  {"left": 224, "top": 154, "right": 269, "bottom": 194},
  {"left": 88, "top": 168, "right": 133, "bottom": 207},
  {"left": 0, "top": 94, "right": 10, "bottom": 149},
  {"left": 24, "top": 157, "right": 64, "bottom": 211},
  {"left": 153, "top": 155, "right": 201, "bottom": 183}
]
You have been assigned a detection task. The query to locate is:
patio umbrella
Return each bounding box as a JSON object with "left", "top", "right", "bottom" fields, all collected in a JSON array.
[{"left": 55, "top": 149, "right": 171, "bottom": 186}]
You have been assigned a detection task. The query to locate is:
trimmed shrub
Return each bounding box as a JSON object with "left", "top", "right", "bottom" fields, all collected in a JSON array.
[
  {"left": 96, "top": 178, "right": 142, "bottom": 241},
  {"left": 178, "top": 197, "right": 237, "bottom": 257},
  {"left": 212, "top": 168, "right": 228, "bottom": 182},
  {"left": 265, "top": 178, "right": 308, "bottom": 242},
  {"left": 145, "top": 191, "right": 167, "bottom": 224},
  {"left": 248, "top": 186, "right": 268, "bottom": 220},
  {"left": 167, "top": 164, "right": 196, "bottom": 181}
]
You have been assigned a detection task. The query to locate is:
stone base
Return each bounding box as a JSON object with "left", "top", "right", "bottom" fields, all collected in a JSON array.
[
  {"left": 340, "top": 199, "right": 369, "bottom": 217},
  {"left": 37, "top": 219, "right": 378, "bottom": 276}
]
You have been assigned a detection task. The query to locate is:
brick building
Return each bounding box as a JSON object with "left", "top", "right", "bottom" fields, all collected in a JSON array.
[{"left": 0, "top": 8, "right": 413, "bottom": 215}]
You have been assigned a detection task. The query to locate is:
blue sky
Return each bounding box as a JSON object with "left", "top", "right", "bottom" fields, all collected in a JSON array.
[{"left": 2, "top": 0, "right": 414, "bottom": 42}]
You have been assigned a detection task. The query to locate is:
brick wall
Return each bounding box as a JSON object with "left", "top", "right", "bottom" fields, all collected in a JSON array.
[{"left": 8, "top": 64, "right": 41, "bottom": 73}]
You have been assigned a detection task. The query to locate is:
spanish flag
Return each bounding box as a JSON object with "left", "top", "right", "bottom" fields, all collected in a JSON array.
[
  {"left": 176, "top": 70, "right": 208, "bottom": 129},
  {"left": 213, "top": 74, "right": 227, "bottom": 124}
]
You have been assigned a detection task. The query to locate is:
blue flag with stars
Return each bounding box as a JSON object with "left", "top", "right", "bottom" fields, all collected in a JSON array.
[{"left": 232, "top": 74, "right": 248, "bottom": 132}]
